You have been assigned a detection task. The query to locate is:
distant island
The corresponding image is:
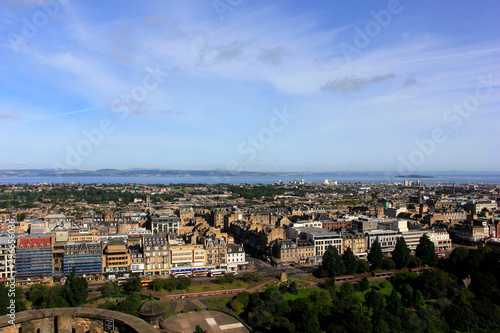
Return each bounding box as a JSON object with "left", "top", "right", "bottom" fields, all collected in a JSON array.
[
  {"left": 395, "top": 174, "right": 436, "bottom": 178},
  {"left": 0, "top": 169, "right": 300, "bottom": 178}
]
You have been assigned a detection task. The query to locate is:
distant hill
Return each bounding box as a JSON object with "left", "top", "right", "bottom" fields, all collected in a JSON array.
[{"left": 0, "top": 169, "right": 299, "bottom": 178}]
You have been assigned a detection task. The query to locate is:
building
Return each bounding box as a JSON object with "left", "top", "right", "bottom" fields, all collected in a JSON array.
[
  {"left": 204, "top": 237, "right": 227, "bottom": 270},
  {"left": 63, "top": 241, "right": 102, "bottom": 280},
  {"left": 143, "top": 235, "right": 170, "bottom": 277},
  {"left": 130, "top": 249, "right": 145, "bottom": 275},
  {"left": 292, "top": 227, "right": 342, "bottom": 261},
  {"left": 427, "top": 229, "right": 452, "bottom": 250},
  {"left": 321, "top": 218, "right": 353, "bottom": 231},
  {"left": 270, "top": 238, "right": 314, "bottom": 266},
  {"left": 102, "top": 239, "right": 130, "bottom": 279},
  {"left": 169, "top": 242, "right": 206, "bottom": 275},
  {"left": 16, "top": 234, "right": 54, "bottom": 279},
  {"left": 341, "top": 231, "right": 367, "bottom": 256},
  {"left": 151, "top": 211, "right": 180, "bottom": 236},
  {"left": 226, "top": 243, "right": 247, "bottom": 272},
  {"left": 0, "top": 234, "right": 16, "bottom": 280},
  {"left": 365, "top": 230, "right": 401, "bottom": 255}
]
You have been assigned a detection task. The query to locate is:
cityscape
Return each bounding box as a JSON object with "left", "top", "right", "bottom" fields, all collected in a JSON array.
[{"left": 1, "top": 0, "right": 499, "bottom": 333}]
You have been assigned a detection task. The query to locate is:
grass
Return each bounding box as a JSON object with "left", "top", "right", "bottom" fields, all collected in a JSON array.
[
  {"left": 160, "top": 302, "right": 170, "bottom": 311},
  {"left": 283, "top": 288, "right": 317, "bottom": 301},
  {"left": 164, "top": 312, "right": 177, "bottom": 320},
  {"left": 206, "top": 297, "right": 229, "bottom": 306},
  {"left": 161, "top": 281, "right": 248, "bottom": 295},
  {"left": 354, "top": 280, "right": 394, "bottom": 302}
]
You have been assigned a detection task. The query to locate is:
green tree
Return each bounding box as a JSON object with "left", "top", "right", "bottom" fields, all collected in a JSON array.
[
  {"left": 413, "top": 290, "right": 425, "bottom": 308},
  {"left": 288, "top": 280, "right": 298, "bottom": 295},
  {"left": 177, "top": 277, "right": 192, "bottom": 290},
  {"left": 381, "top": 258, "right": 395, "bottom": 270},
  {"left": 392, "top": 237, "right": 411, "bottom": 269},
  {"left": 290, "top": 298, "right": 320, "bottom": 333},
  {"left": 164, "top": 277, "right": 179, "bottom": 291},
  {"left": 342, "top": 247, "right": 358, "bottom": 274},
  {"left": 308, "top": 288, "right": 332, "bottom": 318},
  {"left": 116, "top": 293, "right": 142, "bottom": 316},
  {"left": 359, "top": 277, "right": 370, "bottom": 291},
  {"left": 29, "top": 283, "right": 49, "bottom": 307},
  {"left": 322, "top": 245, "right": 342, "bottom": 277},
  {"left": 151, "top": 278, "right": 164, "bottom": 291},
  {"left": 368, "top": 238, "right": 383, "bottom": 270},
  {"left": 339, "top": 281, "right": 355, "bottom": 299},
  {"left": 124, "top": 274, "right": 141, "bottom": 292},
  {"left": 416, "top": 268, "right": 444, "bottom": 299},
  {"left": 415, "top": 234, "right": 438, "bottom": 266},
  {"left": 365, "top": 290, "right": 386, "bottom": 321},
  {"left": 0, "top": 283, "right": 9, "bottom": 315},
  {"left": 195, "top": 325, "right": 204, "bottom": 333},
  {"left": 356, "top": 260, "right": 370, "bottom": 273},
  {"left": 42, "top": 284, "right": 69, "bottom": 308},
  {"left": 386, "top": 290, "right": 404, "bottom": 316},
  {"left": 407, "top": 255, "right": 422, "bottom": 268},
  {"left": 449, "top": 246, "right": 469, "bottom": 266},
  {"left": 101, "top": 281, "right": 120, "bottom": 296},
  {"left": 63, "top": 267, "right": 88, "bottom": 306}
]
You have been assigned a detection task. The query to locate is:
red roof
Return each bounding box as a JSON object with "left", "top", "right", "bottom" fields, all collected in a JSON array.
[{"left": 19, "top": 236, "right": 52, "bottom": 248}]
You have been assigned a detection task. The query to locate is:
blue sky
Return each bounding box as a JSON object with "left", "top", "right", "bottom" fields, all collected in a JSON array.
[{"left": 1, "top": 0, "right": 499, "bottom": 172}]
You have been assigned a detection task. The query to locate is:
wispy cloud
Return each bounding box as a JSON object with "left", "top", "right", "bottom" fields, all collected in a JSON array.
[
  {"left": 0, "top": 109, "right": 21, "bottom": 119},
  {"left": 321, "top": 74, "right": 395, "bottom": 92}
]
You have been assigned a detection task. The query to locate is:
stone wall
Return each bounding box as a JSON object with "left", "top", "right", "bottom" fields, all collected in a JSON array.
[{"left": 0, "top": 308, "right": 160, "bottom": 333}]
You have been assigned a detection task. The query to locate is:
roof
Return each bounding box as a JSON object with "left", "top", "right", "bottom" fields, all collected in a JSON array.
[{"left": 137, "top": 299, "right": 167, "bottom": 317}]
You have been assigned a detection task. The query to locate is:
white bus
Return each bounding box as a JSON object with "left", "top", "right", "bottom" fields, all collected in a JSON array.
[{"left": 209, "top": 269, "right": 227, "bottom": 277}]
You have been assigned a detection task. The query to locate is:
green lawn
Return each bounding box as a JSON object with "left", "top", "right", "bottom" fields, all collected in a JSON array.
[
  {"left": 206, "top": 297, "right": 230, "bottom": 306},
  {"left": 354, "top": 280, "right": 394, "bottom": 302},
  {"left": 161, "top": 281, "right": 248, "bottom": 295},
  {"left": 283, "top": 288, "right": 318, "bottom": 301}
]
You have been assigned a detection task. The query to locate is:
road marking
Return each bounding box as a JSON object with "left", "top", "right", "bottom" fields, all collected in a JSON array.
[
  {"left": 220, "top": 323, "right": 244, "bottom": 330},
  {"left": 206, "top": 317, "right": 217, "bottom": 327}
]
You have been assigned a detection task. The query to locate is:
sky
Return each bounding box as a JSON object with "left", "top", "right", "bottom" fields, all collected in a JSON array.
[{"left": 0, "top": 0, "right": 499, "bottom": 173}]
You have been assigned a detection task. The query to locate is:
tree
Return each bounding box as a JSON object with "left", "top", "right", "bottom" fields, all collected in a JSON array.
[
  {"left": 288, "top": 280, "right": 298, "bottom": 295},
  {"left": 29, "top": 283, "right": 49, "bottom": 307},
  {"left": 177, "top": 277, "right": 192, "bottom": 290},
  {"left": 43, "top": 284, "right": 69, "bottom": 308},
  {"left": 63, "top": 267, "right": 88, "bottom": 306},
  {"left": 392, "top": 237, "right": 411, "bottom": 269},
  {"left": 342, "top": 247, "right": 358, "bottom": 274},
  {"left": 0, "top": 283, "right": 9, "bottom": 315},
  {"left": 415, "top": 234, "right": 438, "bottom": 266},
  {"left": 308, "top": 288, "right": 332, "bottom": 318},
  {"left": 416, "top": 268, "right": 444, "bottom": 299},
  {"left": 124, "top": 274, "right": 141, "bottom": 292},
  {"left": 339, "top": 282, "right": 355, "bottom": 299},
  {"left": 322, "top": 245, "right": 342, "bottom": 277},
  {"left": 164, "top": 277, "right": 179, "bottom": 291},
  {"left": 386, "top": 290, "right": 403, "bottom": 316},
  {"left": 381, "top": 258, "right": 395, "bottom": 270},
  {"left": 368, "top": 237, "right": 384, "bottom": 270},
  {"left": 359, "top": 277, "right": 370, "bottom": 291},
  {"left": 407, "top": 255, "right": 422, "bottom": 268},
  {"left": 101, "top": 281, "right": 120, "bottom": 296},
  {"left": 116, "top": 293, "right": 142, "bottom": 316},
  {"left": 366, "top": 290, "right": 386, "bottom": 321},
  {"left": 290, "top": 298, "right": 320, "bottom": 333},
  {"left": 195, "top": 325, "right": 204, "bottom": 333},
  {"left": 356, "top": 260, "right": 370, "bottom": 273}
]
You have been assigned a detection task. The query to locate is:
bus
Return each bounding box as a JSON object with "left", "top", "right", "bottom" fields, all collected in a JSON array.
[
  {"left": 141, "top": 279, "right": 153, "bottom": 287},
  {"left": 172, "top": 272, "right": 192, "bottom": 278},
  {"left": 192, "top": 270, "right": 208, "bottom": 278},
  {"left": 435, "top": 250, "right": 446, "bottom": 258},
  {"left": 209, "top": 269, "right": 227, "bottom": 277}
]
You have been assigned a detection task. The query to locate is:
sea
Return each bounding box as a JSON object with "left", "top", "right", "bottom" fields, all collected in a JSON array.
[{"left": 0, "top": 171, "right": 499, "bottom": 185}]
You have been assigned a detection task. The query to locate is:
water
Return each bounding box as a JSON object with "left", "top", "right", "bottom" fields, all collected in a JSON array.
[{"left": 0, "top": 171, "right": 498, "bottom": 185}]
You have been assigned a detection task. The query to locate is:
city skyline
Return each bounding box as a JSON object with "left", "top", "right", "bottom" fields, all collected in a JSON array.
[{"left": 1, "top": 0, "right": 499, "bottom": 173}]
